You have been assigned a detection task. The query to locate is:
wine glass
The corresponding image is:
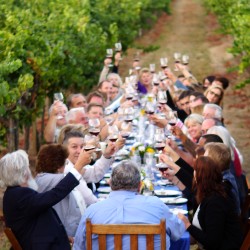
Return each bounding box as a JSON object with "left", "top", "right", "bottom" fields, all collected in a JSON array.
[
  {"left": 84, "top": 134, "right": 97, "bottom": 151},
  {"left": 168, "top": 111, "right": 178, "bottom": 126},
  {"left": 88, "top": 118, "right": 101, "bottom": 137},
  {"left": 120, "top": 121, "right": 132, "bottom": 140},
  {"left": 145, "top": 101, "right": 155, "bottom": 115},
  {"left": 108, "top": 125, "right": 119, "bottom": 143},
  {"left": 173, "top": 52, "right": 181, "bottom": 71},
  {"left": 133, "top": 51, "right": 140, "bottom": 62},
  {"left": 53, "top": 92, "right": 64, "bottom": 120},
  {"left": 152, "top": 73, "right": 160, "bottom": 86},
  {"left": 54, "top": 92, "right": 64, "bottom": 102},
  {"left": 149, "top": 64, "right": 156, "bottom": 74},
  {"left": 115, "top": 42, "right": 123, "bottom": 60},
  {"left": 154, "top": 132, "right": 166, "bottom": 164},
  {"left": 160, "top": 58, "right": 168, "bottom": 69},
  {"left": 157, "top": 90, "right": 168, "bottom": 105},
  {"left": 106, "top": 48, "right": 113, "bottom": 67},
  {"left": 182, "top": 54, "right": 189, "bottom": 65},
  {"left": 123, "top": 107, "right": 134, "bottom": 123}
]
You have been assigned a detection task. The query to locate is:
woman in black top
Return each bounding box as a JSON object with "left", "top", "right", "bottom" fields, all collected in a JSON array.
[{"left": 178, "top": 156, "right": 242, "bottom": 249}]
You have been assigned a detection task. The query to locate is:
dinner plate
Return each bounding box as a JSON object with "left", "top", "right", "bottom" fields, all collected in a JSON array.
[
  {"left": 104, "top": 173, "right": 111, "bottom": 178},
  {"left": 170, "top": 208, "right": 188, "bottom": 215},
  {"left": 159, "top": 197, "right": 188, "bottom": 205},
  {"left": 99, "top": 179, "right": 110, "bottom": 186},
  {"left": 97, "top": 186, "right": 112, "bottom": 193},
  {"left": 154, "top": 189, "right": 181, "bottom": 197},
  {"left": 157, "top": 180, "right": 173, "bottom": 186}
]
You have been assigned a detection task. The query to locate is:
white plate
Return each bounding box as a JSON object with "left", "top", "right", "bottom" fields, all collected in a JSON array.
[
  {"left": 104, "top": 173, "right": 111, "bottom": 178},
  {"left": 170, "top": 208, "right": 188, "bottom": 215},
  {"left": 154, "top": 189, "right": 181, "bottom": 197},
  {"left": 97, "top": 186, "right": 112, "bottom": 193},
  {"left": 100, "top": 179, "right": 110, "bottom": 186},
  {"left": 159, "top": 197, "right": 188, "bottom": 205},
  {"left": 157, "top": 180, "right": 173, "bottom": 186}
]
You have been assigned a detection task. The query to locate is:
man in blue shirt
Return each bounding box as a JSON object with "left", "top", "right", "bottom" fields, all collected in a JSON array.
[{"left": 74, "top": 160, "right": 185, "bottom": 250}]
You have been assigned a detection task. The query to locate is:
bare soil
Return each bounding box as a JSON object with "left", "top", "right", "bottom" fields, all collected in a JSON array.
[{"left": 1, "top": 0, "right": 249, "bottom": 248}]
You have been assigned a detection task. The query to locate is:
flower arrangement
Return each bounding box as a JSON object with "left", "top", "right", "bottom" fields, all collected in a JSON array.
[{"left": 130, "top": 142, "right": 155, "bottom": 164}]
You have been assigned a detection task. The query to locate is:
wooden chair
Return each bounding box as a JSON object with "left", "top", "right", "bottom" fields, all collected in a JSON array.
[
  {"left": 86, "top": 218, "right": 166, "bottom": 250},
  {"left": 4, "top": 227, "right": 22, "bottom": 250}
]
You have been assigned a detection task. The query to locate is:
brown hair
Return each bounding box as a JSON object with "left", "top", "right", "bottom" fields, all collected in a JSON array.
[
  {"left": 204, "top": 85, "right": 224, "bottom": 106},
  {"left": 87, "top": 102, "right": 104, "bottom": 113},
  {"left": 36, "top": 144, "right": 68, "bottom": 174},
  {"left": 204, "top": 142, "right": 231, "bottom": 172},
  {"left": 193, "top": 156, "right": 226, "bottom": 204},
  {"left": 86, "top": 91, "right": 106, "bottom": 103},
  {"left": 57, "top": 124, "right": 88, "bottom": 144}
]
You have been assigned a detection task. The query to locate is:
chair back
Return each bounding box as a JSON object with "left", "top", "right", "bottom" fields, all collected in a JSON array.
[
  {"left": 4, "top": 227, "right": 22, "bottom": 250},
  {"left": 86, "top": 218, "right": 166, "bottom": 250}
]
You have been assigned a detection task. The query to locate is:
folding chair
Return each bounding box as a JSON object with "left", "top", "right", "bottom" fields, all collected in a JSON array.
[
  {"left": 4, "top": 227, "right": 22, "bottom": 250},
  {"left": 86, "top": 218, "right": 166, "bottom": 250}
]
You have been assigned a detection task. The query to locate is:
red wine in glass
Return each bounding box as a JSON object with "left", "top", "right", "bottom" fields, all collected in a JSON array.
[
  {"left": 153, "top": 82, "right": 160, "bottom": 86},
  {"left": 121, "top": 132, "right": 130, "bottom": 139},
  {"left": 155, "top": 145, "right": 165, "bottom": 151},
  {"left": 84, "top": 146, "right": 96, "bottom": 151},
  {"left": 126, "top": 95, "right": 133, "bottom": 101},
  {"left": 124, "top": 118, "right": 133, "bottom": 123},
  {"left": 109, "top": 135, "right": 118, "bottom": 142},
  {"left": 158, "top": 166, "right": 168, "bottom": 174},
  {"left": 89, "top": 128, "right": 100, "bottom": 136},
  {"left": 169, "top": 121, "right": 176, "bottom": 126},
  {"left": 145, "top": 110, "right": 154, "bottom": 115}
]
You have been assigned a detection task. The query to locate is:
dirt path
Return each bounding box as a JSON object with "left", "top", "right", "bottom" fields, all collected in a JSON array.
[{"left": 120, "top": 0, "right": 250, "bottom": 179}]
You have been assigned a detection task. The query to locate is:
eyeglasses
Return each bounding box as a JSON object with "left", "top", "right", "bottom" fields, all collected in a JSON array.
[{"left": 209, "top": 90, "right": 221, "bottom": 98}]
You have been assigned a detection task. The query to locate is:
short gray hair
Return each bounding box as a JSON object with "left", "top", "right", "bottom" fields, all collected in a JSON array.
[
  {"left": 0, "top": 150, "right": 31, "bottom": 187},
  {"left": 204, "top": 103, "right": 222, "bottom": 120},
  {"left": 66, "top": 107, "right": 85, "bottom": 123},
  {"left": 110, "top": 161, "right": 140, "bottom": 191},
  {"left": 184, "top": 113, "right": 204, "bottom": 126}
]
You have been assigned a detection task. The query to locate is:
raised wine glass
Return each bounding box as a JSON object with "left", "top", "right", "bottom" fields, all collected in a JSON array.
[
  {"left": 149, "top": 64, "right": 156, "bottom": 74},
  {"left": 84, "top": 134, "right": 97, "bottom": 151},
  {"left": 106, "top": 48, "right": 113, "bottom": 68},
  {"left": 168, "top": 111, "right": 178, "bottom": 127},
  {"left": 123, "top": 107, "right": 134, "bottom": 123},
  {"left": 53, "top": 92, "right": 64, "bottom": 120},
  {"left": 160, "top": 58, "right": 168, "bottom": 69},
  {"left": 120, "top": 121, "right": 132, "bottom": 140},
  {"left": 108, "top": 124, "right": 119, "bottom": 143},
  {"left": 157, "top": 90, "right": 168, "bottom": 105},
  {"left": 152, "top": 73, "right": 160, "bottom": 86},
  {"left": 145, "top": 101, "right": 155, "bottom": 115},
  {"left": 182, "top": 54, "right": 189, "bottom": 65},
  {"left": 88, "top": 118, "right": 101, "bottom": 137},
  {"left": 173, "top": 52, "right": 181, "bottom": 71},
  {"left": 115, "top": 42, "right": 122, "bottom": 60}
]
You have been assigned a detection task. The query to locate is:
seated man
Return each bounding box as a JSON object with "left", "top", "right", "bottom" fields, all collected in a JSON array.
[
  {"left": 0, "top": 148, "right": 90, "bottom": 250},
  {"left": 73, "top": 161, "right": 185, "bottom": 250}
]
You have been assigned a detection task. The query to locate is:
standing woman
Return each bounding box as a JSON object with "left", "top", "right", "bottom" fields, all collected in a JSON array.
[{"left": 178, "top": 156, "right": 242, "bottom": 249}]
